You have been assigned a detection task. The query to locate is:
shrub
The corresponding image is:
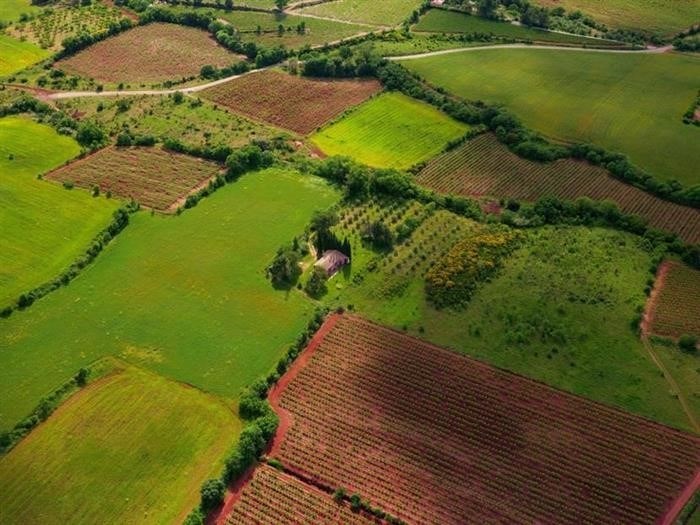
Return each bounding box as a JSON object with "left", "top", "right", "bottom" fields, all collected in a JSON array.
[
  {"left": 199, "top": 478, "right": 225, "bottom": 511},
  {"left": 305, "top": 267, "right": 328, "bottom": 299},
  {"left": 679, "top": 334, "right": 698, "bottom": 353}
]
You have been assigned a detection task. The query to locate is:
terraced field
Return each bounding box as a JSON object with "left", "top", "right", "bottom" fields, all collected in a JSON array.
[
  {"left": 418, "top": 133, "right": 700, "bottom": 243},
  {"left": 46, "top": 146, "right": 223, "bottom": 211},
  {"left": 648, "top": 262, "right": 700, "bottom": 338},
  {"left": 0, "top": 115, "right": 118, "bottom": 308},
  {"left": 310, "top": 92, "right": 468, "bottom": 169},
  {"left": 0, "top": 33, "right": 50, "bottom": 76},
  {"left": 0, "top": 365, "right": 240, "bottom": 525},
  {"left": 201, "top": 69, "right": 382, "bottom": 134},
  {"left": 273, "top": 314, "right": 700, "bottom": 524},
  {"left": 56, "top": 23, "right": 240, "bottom": 83}
]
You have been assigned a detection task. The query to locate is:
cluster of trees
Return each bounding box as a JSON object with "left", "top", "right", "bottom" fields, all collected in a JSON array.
[
  {"left": 302, "top": 44, "right": 383, "bottom": 78},
  {"left": 267, "top": 244, "right": 303, "bottom": 288},
  {"left": 673, "top": 26, "right": 700, "bottom": 52}
]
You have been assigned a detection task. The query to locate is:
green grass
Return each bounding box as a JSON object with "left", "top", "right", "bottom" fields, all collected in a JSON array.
[
  {"left": 0, "top": 33, "right": 50, "bottom": 76},
  {"left": 0, "top": 167, "right": 339, "bottom": 431},
  {"left": 414, "top": 9, "right": 622, "bottom": 46},
  {"left": 534, "top": 0, "right": 700, "bottom": 36},
  {"left": 323, "top": 207, "right": 694, "bottom": 431},
  {"left": 0, "top": 365, "right": 240, "bottom": 525},
  {"left": 299, "top": 0, "right": 424, "bottom": 26},
  {"left": 401, "top": 49, "right": 700, "bottom": 186},
  {"left": 310, "top": 92, "right": 468, "bottom": 169},
  {"left": 0, "top": 0, "right": 40, "bottom": 23},
  {"left": 0, "top": 116, "right": 119, "bottom": 308}
]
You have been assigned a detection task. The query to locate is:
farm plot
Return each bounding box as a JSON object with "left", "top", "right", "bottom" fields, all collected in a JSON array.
[
  {"left": 0, "top": 0, "right": 40, "bottom": 24},
  {"left": 401, "top": 49, "right": 700, "bottom": 186},
  {"left": 7, "top": 2, "right": 126, "bottom": 51},
  {"left": 274, "top": 314, "right": 700, "bottom": 525},
  {"left": 200, "top": 69, "right": 381, "bottom": 134},
  {"left": 225, "top": 464, "right": 375, "bottom": 524},
  {"left": 0, "top": 115, "right": 118, "bottom": 308},
  {"left": 0, "top": 33, "right": 50, "bottom": 76},
  {"left": 55, "top": 23, "right": 240, "bottom": 84},
  {"left": 46, "top": 146, "right": 223, "bottom": 211},
  {"left": 0, "top": 168, "right": 339, "bottom": 432},
  {"left": 418, "top": 133, "right": 700, "bottom": 243},
  {"left": 648, "top": 261, "right": 700, "bottom": 338},
  {"left": 311, "top": 92, "right": 468, "bottom": 169},
  {"left": 0, "top": 365, "right": 240, "bottom": 525},
  {"left": 298, "top": 0, "right": 424, "bottom": 26}
]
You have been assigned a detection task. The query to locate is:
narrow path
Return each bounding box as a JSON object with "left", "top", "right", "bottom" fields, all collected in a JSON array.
[
  {"left": 641, "top": 335, "right": 700, "bottom": 434},
  {"left": 390, "top": 43, "right": 673, "bottom": 60}
]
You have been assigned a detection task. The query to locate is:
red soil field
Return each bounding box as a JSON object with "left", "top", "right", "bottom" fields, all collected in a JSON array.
[
  {"left": 56, "top": 23, "right": 240, "bottom": 83},
  {"left": 418, "top": 133, "right": 700, "bottom": 243},
  {"left": 225, "top": 464, "right": 375, "bottom": 524},
  {"left": 200, "top": 69, "right": 382, "bottom": 135},
  {"left": 272, "top": 314, "right": 700, "bottom": 525},
  {"left": 46, "top": 146, "right": 222, "bottom": 211},
  {"left": 646, "top": 261, "right": 700, "bottom": 338}
]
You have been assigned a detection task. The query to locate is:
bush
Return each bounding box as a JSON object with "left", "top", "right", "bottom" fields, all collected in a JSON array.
[
  {"left": 679, "top": 334, "right": 698, "bottom": 353},
  {"left": 75, "top": 367, "right": 89, "bottom": 387},
  {"left": 183, "top": 508, "right": 204, "bottom": 525},
  {"left": 200, "top": 478, "right": 225, "bottom": 510},
  {"left": 305, "top": 267, "right": 328, "bottom": 299}
]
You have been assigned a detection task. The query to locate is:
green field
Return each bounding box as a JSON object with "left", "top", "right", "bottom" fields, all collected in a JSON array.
[
  {"left": 320, "top": 202, "right": 694, "bottom": 431},
  {"left": 401, "top": 49, "right": 700, "bottom": 186},
  {"left": 0, "top": 365, "right": 240, "bottom": 525},
  {"left": 414, "top": 9, "right": 616, "bottom": 46},
  {"left": 0, "top": 167, "right": 338, "bottom": 431},
  {"left": 299, "top": 0, "right": 424, "bottom": 26},
  {"left": 0, "top": 0, "right": 40, "bottom": 23},
  {"left": 0, "top": 116, "right": 119, "bottom": 308},
  {"left": 534, "top": 0, "right": 700, "bottom": 36},
  {"left": 310, "top": 92, "right": 468, "bottom": 169},
  {"left": 0, "top": 33, "right": 50, "bottom": 76}
]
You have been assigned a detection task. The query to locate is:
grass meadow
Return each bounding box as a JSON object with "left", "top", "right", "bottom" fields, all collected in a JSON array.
[
  {"left": 0, "top": 0, "right": 39, "bottom": 23},
  {"left": 0, "top": 33, "right": 50, "bottom": 76},
  {"left": 402, "top": 49, "right": 700, "bottom": 186},
  {"left": 0, "top": 116, "right": 119, "bottom": 308},
  {"left": 311, "top": 92, "right": 468, "bottom": 169},
  {"left": 0, "top": 168, "right": 338, "bottom": 431},
  {"left": 533, "top": 0, "right": 700, "bottom": 35},
  {"left": 322, "top": 206, "right": 694, "bottom": 431},
  {"left": 0, "top": 365, "right": 240, "bottom": 525}
]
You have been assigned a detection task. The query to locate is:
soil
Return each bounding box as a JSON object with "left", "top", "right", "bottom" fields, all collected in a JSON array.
[{"left": 640, "top": 260, "right": 671, "bottom": 337}]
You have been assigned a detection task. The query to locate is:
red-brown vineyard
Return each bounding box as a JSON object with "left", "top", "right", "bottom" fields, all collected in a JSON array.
[
  {"left": 646, "top": 261, "right": 700, "bottom": 338},
  {"left": 200, "top": 69, "right": 382, "bottom": 135},
  {"left": 225, "top": 314, "right": 700, "bottom": 525},
  {"left": 417, "top": 134, "right": 700, "bottom": 243}
]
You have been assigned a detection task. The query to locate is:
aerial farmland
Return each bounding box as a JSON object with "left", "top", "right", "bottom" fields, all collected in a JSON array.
[{"left": 0, "top": 0, "right": 698, "bottom": 524}]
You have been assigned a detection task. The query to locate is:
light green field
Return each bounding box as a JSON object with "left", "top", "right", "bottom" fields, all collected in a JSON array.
[
  {"left": 0, "top": 116, "right": 119, "bottom": 308},
  {"left": 414, "top": 9, "right": 622, "bottom": 46},
  {"left": 0, "top": 33, "right": 50, "bottom": 76},
  {"left": 0, "top": 0, "right": 39, "bottom": 23},
  {"left": 322, "top": 204, "right": 695, "bottom": 432},
  {"left": 311, "top": 92, "right": 468, "bottom": 169},
  {"left": 401, "top": 49, "right": 700, "bottom": 186},
  {"left": 0, "top": 365, "right": 240, "bottom": 525},
  {"left": 299, "top": 0, "right": 424, "bottom": 26},
  {"left": 534, "top": 0, "right": 700, "bottom": 36},
  {"left": 0, "top": 167, "right": 339, "bottom": 431}
]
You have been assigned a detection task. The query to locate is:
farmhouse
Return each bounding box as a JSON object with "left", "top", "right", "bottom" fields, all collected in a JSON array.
[{"left": 314, "top": 250, "right": 349, "bottom": 276}]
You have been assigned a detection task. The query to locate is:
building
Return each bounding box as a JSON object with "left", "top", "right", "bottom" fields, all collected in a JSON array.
[{"left": 314, "top": 250, "right": 350, "bottom": 276}]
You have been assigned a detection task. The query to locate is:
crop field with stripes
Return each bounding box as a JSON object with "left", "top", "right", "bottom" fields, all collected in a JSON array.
[
  {"left": 418, "top": 134, "right": 700, "bottom": 243},
  {"left": 648, "top": 262, "right": 700, "bottom": 338}
]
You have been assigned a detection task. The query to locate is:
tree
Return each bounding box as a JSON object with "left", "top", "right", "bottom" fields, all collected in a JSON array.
[
  {"left": 305, "top": 267, "right": 327, "bottom": 298},
  {"left": 268, "top": 247, "right": 302, "bottom": 288},
  {"left": 310, "top": 209, "right": 338, "bottom": 233},
  {"left": 200, "top": 478, "right": 225, "bottom": 510},
  {"left": 76, "top": 121, "right": 106, "bottom": 149},
  {"left": 224, "top": 0, "right": 233, "bottom": 9},
  {"left": 75, "top": 367, "right": 89, "bottom": 387},
  {"left": 275, "top": 0, "right": 288, "bottom": 10},
  {"left": 478, "top": 0, "right": 499, "bottom": 19},
  {"left": 362, "top": 220, "right": 393, "bottom": 250},
  {"left": 200, "top": 64, "right": 217, "bottom": 79},
  {"left": 679, "top": 334, "right": 698, "bottom": 353}
]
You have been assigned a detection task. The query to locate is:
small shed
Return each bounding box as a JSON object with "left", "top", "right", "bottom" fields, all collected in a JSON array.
[{"left": 314, "top": 250, "right": 350, "bottom": 276}]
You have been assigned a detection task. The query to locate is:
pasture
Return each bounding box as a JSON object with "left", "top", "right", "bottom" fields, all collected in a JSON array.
[
  {"left": 401, "top": 49, "right": 700, "bottom": 186},
  {"left": 273, "top": 314, "right": 700, "bottom": 524},
  {"left": 310, "top": 92, "right": 468, "bottom": 169},
  {"left": 0, "top": 168, "right": 339, "bottom": 431},
  {"left": 55, "top": 23, "right": 240, "bottom": 83},
  {"left": 201, "top": 69, "right": 382, "bottom": 134},
  {"left": 46, "top": 146, "right": 223, "bottom": 211},
  {"left": 56, "top": 94, "right": 278, "bottom": 149},
  {"left": 418, "top": 133, "right": 700, "bottom": 243},
  {"left": 0, "top": 33, "right": 50, "bottom": 76},
  {"left": 0, "top": 365, "right": 240, "bottom": 525},
  {"left": 0, "top": 0, "right": 39, "bottom": 23},
  {"left": 299, "top": 0, "right": 425, "bottom": 26},
  {"left": 0, "top": 116, "right": 118, "bottom": 308},
  {"left": 414, "top": 9, "right": 615, "bottom": 46},
  {"left": 533, "top": 0, "right": 700, "bottom": 35}
]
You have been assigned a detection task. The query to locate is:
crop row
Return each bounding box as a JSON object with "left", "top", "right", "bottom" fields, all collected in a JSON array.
[
  {"left": 650, "top": 261, "right": 700, "bottom": 337},
  {"left": 418, "top": 134, "right": 700, "bottom": 243},
  {"left": 276, "top": 315, "right": 700, "bottom": 525}
]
